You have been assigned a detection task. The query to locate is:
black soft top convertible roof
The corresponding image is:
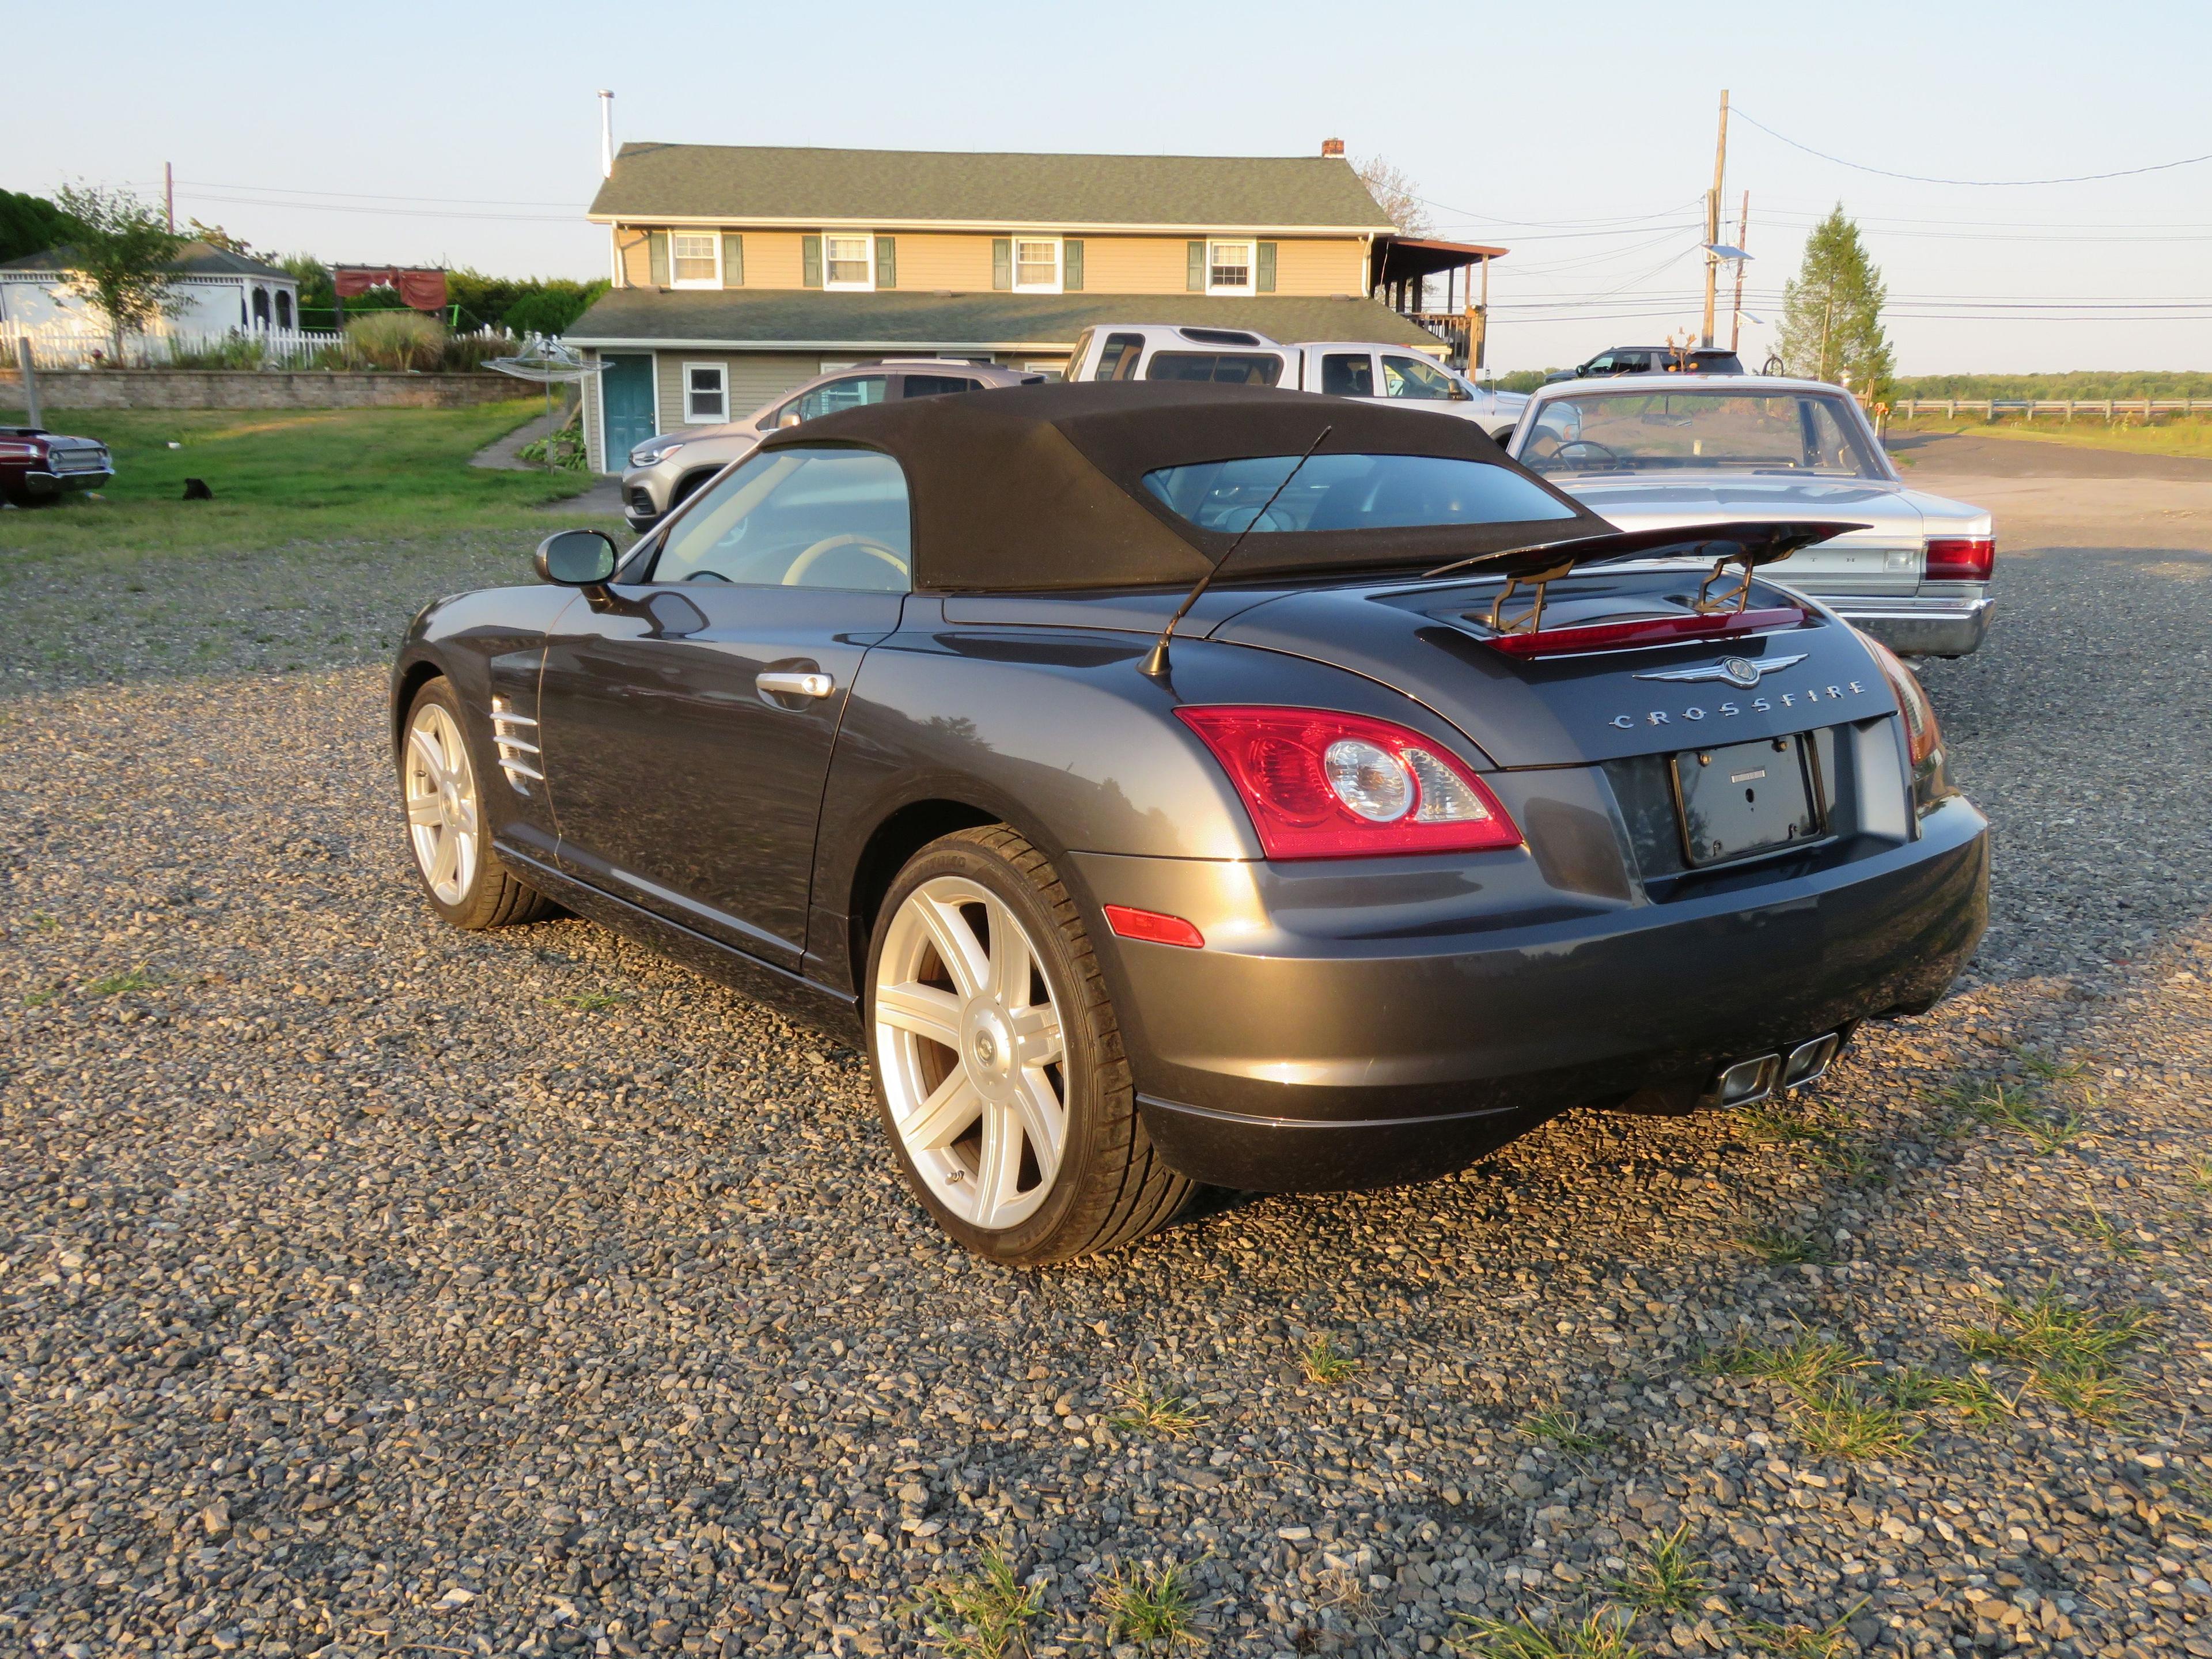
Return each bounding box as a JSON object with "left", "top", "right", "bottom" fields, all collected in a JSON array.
[{"left": 756, "top": 380, "right": 1614, "bottom": 593}]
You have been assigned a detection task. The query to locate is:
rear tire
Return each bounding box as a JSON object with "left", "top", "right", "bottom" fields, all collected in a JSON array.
[
  {"left": 399, "top": 677, "right": 555, "bottom": 930},
  {"left": 865, "top": 826, "right": 1191, "bottom": 1265}
]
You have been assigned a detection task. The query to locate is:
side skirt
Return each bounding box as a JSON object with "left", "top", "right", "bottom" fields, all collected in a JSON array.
[{"left": 498, "top": 844, "right": 866, "bottom": 1049}]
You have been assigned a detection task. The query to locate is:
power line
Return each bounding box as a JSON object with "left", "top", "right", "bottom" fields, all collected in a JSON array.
[{"left": 1733, "top": 109, "right": 2212, "bottom": 187}]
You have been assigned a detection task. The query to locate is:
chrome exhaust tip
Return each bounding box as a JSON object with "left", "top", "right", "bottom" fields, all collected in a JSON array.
[
  {"left": 1783, "top": 1032, "right": 1842, "bottom": 1090},
  {"left": 1714, "top": 1053, "right": 1781, "bottom": 1107}
]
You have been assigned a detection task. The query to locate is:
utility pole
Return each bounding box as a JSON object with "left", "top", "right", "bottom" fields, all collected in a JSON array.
[
  {"left": 164, "top": 161, "right": 175, "bottom": 233},
  {"left": 1700, "top": 90, "right": 1729, "bottom": 347},
  {"left": 1729, "top": 190, "right": 1751, "bottom": 353}
]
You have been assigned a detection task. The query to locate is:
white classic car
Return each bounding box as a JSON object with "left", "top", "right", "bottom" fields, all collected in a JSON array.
[{"left": 1505, "top": 374, "right": 1993, "bottom": 657}]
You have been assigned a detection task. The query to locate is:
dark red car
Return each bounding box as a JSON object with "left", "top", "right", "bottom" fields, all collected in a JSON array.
[{"left": 0, "top": 426, "right": 114, "bottom": 506}]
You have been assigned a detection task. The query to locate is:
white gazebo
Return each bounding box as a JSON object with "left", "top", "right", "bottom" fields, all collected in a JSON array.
[{"left": 0, "top": 239, "right": 303, "bottom": 334}]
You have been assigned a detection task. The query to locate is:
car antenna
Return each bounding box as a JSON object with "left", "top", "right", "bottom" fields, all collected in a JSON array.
[{"left": 1139, "top": 423, "right": 1332, "bottom": 680}]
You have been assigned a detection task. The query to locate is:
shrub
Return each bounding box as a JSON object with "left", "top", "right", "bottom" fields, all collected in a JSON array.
[
  {"left": 440, "top": 332, "right": 520, "bottom": 373},
  {"left": 346, "top": 310, "right": 446, "bottom": 372}
]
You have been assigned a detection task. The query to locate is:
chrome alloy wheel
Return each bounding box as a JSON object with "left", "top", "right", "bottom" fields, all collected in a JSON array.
[
  {"left": 403, "top": 702, "right": 481, "bottom": 906},
  {"left": 873, "top": 877, "right": 1069, "bottom": 1230}
]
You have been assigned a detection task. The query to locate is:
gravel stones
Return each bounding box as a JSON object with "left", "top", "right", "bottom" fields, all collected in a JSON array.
[{"left": 1, "top": 499, "right": 2209, "bottom": 1656}]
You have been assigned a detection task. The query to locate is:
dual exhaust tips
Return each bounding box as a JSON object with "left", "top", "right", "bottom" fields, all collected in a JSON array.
[{"left": 1710, "top": 1031, "right": 1843, "bottom": 1108}]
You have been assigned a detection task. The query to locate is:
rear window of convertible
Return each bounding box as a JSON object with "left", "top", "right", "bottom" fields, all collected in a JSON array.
[{"left": 1142, "top": 453, "right": 1577, "bottom": 533}]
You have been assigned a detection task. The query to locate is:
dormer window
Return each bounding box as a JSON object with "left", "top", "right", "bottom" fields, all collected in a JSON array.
[
  {"left": 824, "top": 234, "right": 874, "bottom": 289},
  {"left": 671, "top": 233, "right": 720, "bottom": 287}
]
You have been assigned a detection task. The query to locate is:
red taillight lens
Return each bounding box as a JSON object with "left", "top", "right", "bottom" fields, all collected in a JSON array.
[
  {"left": 1102, "top": 904, "right": 1205, "bottom": 948},
  {"left": 1925, "top": 537, "right": 1994, "bottom": 581},
  {"left": 1175, "top": 706, "right": 1521, "bottom": 859},
  {"left": 1859, "top": 632, "right": 1940, "bottom": 766}
]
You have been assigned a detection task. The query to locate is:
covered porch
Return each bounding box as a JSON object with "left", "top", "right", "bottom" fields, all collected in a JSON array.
[{"left": 1370, "top": 236, "right": 1506, "bottom": 373}]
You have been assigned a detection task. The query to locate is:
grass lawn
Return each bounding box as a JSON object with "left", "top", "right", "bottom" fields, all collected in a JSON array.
[
  {"left": 0, "top": 401, "right": 624, "bottom": 694},
  {"left": 1888, "top": 414, "right": 2212, "bottom": 463},
  {"left": 0, "top": 400, "right": 596, "bottom": 555}
]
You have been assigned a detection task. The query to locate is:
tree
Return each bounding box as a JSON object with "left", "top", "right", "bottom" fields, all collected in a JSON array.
[
  {"left": 52, "top": 184, "right": 183, "bottom": 358},
  {"left": 187, "top": 218, "right": 257, "bottom": 259},
  {"left": 1776, "top": 205, "right": 1892, "bottom": 396},
  {"left": 1353, "top": 155, "right": 1433, "bottom": 237},
  {"left": 0, "top": 188, "right": 78, "bottom": 263}
]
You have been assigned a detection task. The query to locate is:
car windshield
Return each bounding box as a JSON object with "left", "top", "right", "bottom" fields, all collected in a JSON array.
[
  {"left": 1142, "top": 453, "right": 1577, "bottom": 534},
  {"left": 1519, "top": 389, "right": 1884, "bottom": 478}
]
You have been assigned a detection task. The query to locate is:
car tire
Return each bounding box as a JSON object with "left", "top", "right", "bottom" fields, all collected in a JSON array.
[
  {"left": 865, "top": 825, "right": 1191, "bottom": 1265},
  {"left": 399, "top": 677, "right": 555, "bottom": 930}
]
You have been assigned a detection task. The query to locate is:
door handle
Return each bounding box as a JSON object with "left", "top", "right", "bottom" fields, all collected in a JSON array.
[{"left": 756, "top": 670, "right": 835, "bottom": 699}]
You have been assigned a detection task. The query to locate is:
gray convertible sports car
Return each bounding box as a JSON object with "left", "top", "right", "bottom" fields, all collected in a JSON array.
[{"left": 391, "top": 381, "right": 1988, "bottom": 1264}]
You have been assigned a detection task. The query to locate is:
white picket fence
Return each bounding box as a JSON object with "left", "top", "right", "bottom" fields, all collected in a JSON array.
[{"left": 1, "top": 321, "right": 348, "bottom": 370}]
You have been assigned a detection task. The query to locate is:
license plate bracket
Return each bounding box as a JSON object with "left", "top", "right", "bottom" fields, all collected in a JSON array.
[{"left": 1671, "top": 734, "right": 1821, "bottom": 868}]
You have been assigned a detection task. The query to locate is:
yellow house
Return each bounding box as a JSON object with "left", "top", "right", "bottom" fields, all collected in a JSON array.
[{"left": 567, "top": 139, "right": 1502, "bottom": 471}]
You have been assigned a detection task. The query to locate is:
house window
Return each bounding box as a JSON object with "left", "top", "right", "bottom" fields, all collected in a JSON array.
[
  {"left": 684, "top": 363, "right": 729, "bottom": 423},
  {"left": 1013, "top": 238, "right": 1060, "bottom": 293},
  {"left": 1208, "top": 240, "right": 1255, "bottom": 294},
  {"left": 824, "top": 234, "right": 873, "bottom": 289},
  {"left": 671, "top": 233, "right": 719, "bottom": 287}
]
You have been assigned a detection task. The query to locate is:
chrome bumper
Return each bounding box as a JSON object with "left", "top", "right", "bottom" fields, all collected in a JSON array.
[{"left": 1833, "top": 596, "right": 1994, "bottom": 659}]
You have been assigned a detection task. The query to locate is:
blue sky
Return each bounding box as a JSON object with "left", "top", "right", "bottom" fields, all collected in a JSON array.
[{"left": 16, "top": 0, "right": 2211, "bottom": 375}]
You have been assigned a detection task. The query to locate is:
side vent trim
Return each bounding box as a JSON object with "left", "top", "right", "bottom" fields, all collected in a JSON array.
[{"left": 489, "top": 699, "right": 543, "bottom": 794}]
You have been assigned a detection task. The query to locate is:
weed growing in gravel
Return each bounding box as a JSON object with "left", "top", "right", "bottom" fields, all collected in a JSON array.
[
  {"left": 30, "top": 911, "right": 58, "bottom": 931},
  {"left": 1107, "top": 1381, "right": 1209, "bottom": 1439},
  {"left": 911, "top": 1544, "right": 1043, "bottom": 1659},
  {"left": 1610, "top": 1522, "right": 1709, "bottom": 1615},
  {"left": 1707, "top": 1332, "right": 1860, "bottom": 1393},
  {"left": 2011, "top": 1048, "right": 2088, "bottom": 1085},
  {"left": 1878, "top": 1366, "right": 2015, "bottom": 1425},
  {"left": 1956, "top": 1282, "right": 2153, "bottom": 1423},
  {"left": 1966, "top": 1082, "right": 2086, "bottom": 1154},
  {"left": 1520, "top": 1404, "right": 1604, "bottom": 1455},
  {"left": 84, "top": 966, "right": 156, "bottom": 997},
  {"left": 557, "top": 990, "right": 631, "bottom": 1012},
  {"left": 2058, "top": 1203, "right": 2149, "bottom": 1259},
  {"left": 22, "top": 987, "right": 58, "bottom": 1007},
  {"left": 1737, "top": 1603, "right": 1863, "bottom": 1659},
  {"left": 1452, "top": 1607, "right": 1642, "bottom": 1659},
  {"left": 1733, "top": 1101, "right": 1872, "bottom": 1177},
  {"left": 1738, "top": 1226, "right": 1832, "bottom": 1265},
  {"left": 1788, "top": 1385, "right": 1923, "bottom": 1460},
  {"left": 1097, "top": 1558, "right": 1203, "bottom": 1647},
  {"left": 1300, "top": 1334, "right": 1361, "bottom": 1387},
  {"left": 2188, "top": 1157, "right": 2212, "bottom": 1192}
]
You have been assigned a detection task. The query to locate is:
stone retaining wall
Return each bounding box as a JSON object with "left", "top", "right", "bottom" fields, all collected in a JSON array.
[{"left": 0, "top": 370, "right": 528, "bottom": 411}]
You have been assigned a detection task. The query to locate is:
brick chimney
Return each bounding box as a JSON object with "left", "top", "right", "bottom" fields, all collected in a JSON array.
[{"left": 1321, "top": 138, "right": 1345, "bottom": 157}]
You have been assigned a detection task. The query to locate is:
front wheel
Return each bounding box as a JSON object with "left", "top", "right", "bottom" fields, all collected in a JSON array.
[
  {"left": 399, "top": 677, "right": 555, "bottom": 930},
  {"left": 865, "top": 827, "right": 1191, "bottom": 1265}
]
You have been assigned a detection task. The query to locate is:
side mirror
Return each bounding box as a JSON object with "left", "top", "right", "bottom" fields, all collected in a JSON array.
[
  {"left": 1491, "top": 426, "right": 1516, "bottom": 450},
  {"left": 535, "top": 528, "right": 620, "bottom": 587},
  {"left": 777, "top": 411, "right": 804, "bottom": 429}
]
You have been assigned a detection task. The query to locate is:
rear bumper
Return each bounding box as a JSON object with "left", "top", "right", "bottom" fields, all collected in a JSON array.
[
  {"left": 1075, "top": 795, "right": 1988, "bottom": 1192},
  {"left": 1834, "top": 595, "right": 1994, "bottom": 658}
]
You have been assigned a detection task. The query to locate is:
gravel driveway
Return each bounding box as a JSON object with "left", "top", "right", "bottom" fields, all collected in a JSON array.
[{"left": 2, "top": 470, "right": 2209, "bottom": 1659}]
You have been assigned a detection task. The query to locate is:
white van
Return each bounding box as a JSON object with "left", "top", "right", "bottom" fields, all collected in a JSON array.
[{"left": 1062, "top": 324, "right": 1527, "bottom": 438}]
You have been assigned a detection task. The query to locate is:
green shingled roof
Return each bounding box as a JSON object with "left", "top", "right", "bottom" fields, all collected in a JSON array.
[
  {"left": 563, "top": 286, "right": 1446, "bottom": 351},
  {"left": 588, "top": 143, "right": 1398, "bottom": 231}
]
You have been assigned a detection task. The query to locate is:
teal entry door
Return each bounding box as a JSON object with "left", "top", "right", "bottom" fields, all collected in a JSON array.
[{"left": 600, "top": 354, "right": 657, "bottom": 468}]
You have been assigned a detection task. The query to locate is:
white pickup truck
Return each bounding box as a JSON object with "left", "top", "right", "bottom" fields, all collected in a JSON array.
[{"left": 1062, "top": 323, "right": 1527, "bottom": 439}]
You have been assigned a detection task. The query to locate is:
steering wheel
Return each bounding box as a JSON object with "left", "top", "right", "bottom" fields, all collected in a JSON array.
[
  {"left": 1553, "top": 439, "right": 1623, "bottom": 465},
  {"left": 782, "top": 533, "right": 909, "bottom": 586}
]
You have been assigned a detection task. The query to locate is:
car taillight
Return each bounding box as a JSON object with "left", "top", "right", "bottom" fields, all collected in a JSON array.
[
  {"left": 1175, "top": 706, "right": 1521, "bottom": 859},
  {"left": 1925, "top": 537, "right": 1994, "bottom": 581},
  {"left": 1102, "top": 904, "right": 1205, "bottom": 949},
  {"left": 1859, "top": 632, "right": 1940, "bottom": 767}
]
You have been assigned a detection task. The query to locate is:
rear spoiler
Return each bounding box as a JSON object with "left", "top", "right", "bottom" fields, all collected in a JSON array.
[{"left": 1421, "top": 519, "right": 1872, "bottom": 658}]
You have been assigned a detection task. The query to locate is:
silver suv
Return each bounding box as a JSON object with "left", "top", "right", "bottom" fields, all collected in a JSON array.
[{"left": 621, "top": 359, "right": 1042, "bottom": 532}]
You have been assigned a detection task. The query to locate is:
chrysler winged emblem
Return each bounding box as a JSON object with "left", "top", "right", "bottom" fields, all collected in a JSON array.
[{"left": 1635, "top": 652, "right": 1808, "bottom": 689}]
